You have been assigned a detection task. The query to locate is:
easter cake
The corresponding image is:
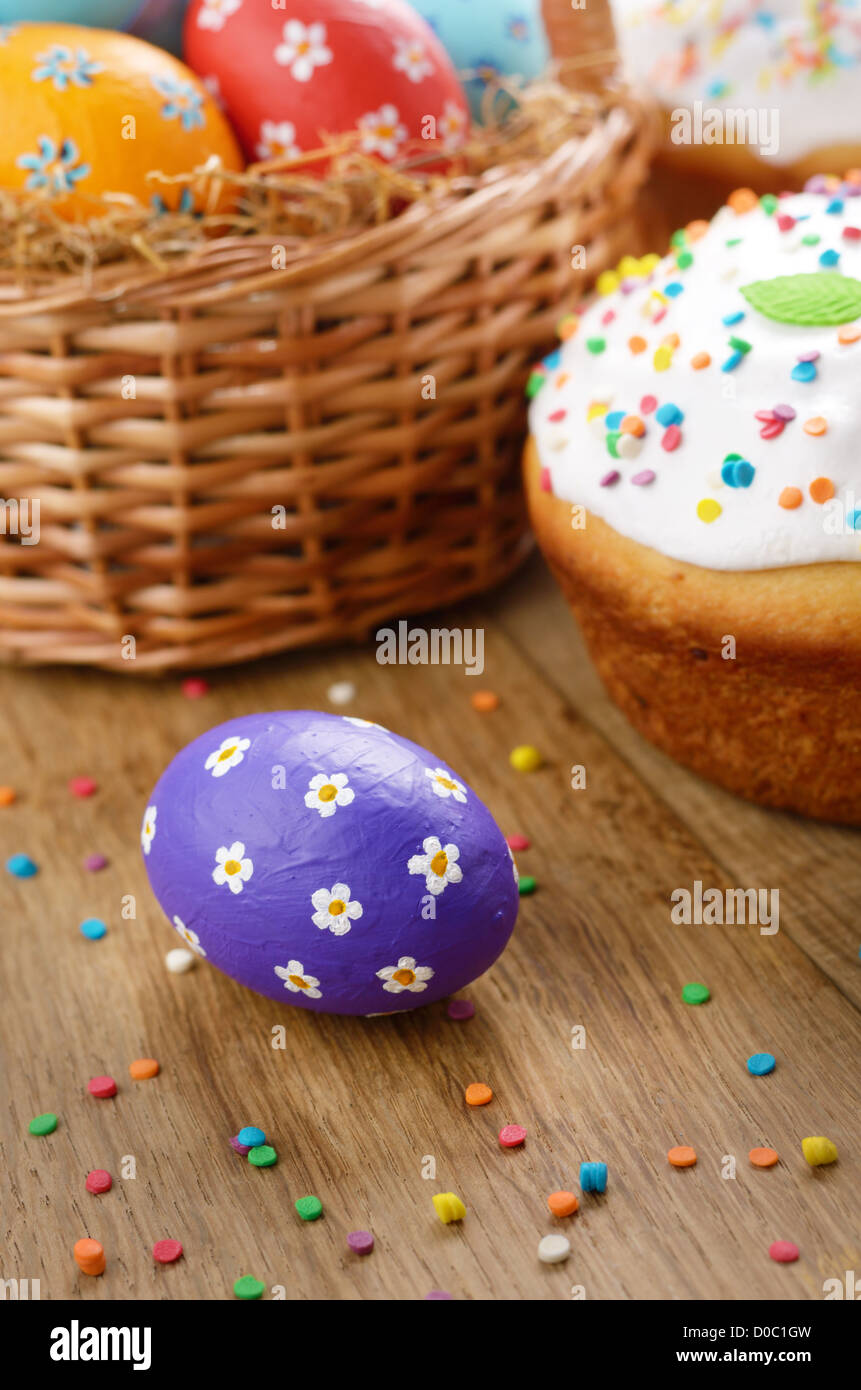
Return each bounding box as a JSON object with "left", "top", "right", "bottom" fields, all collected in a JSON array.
[
  {"left": 613, "top": 1, "right": 861, "bottom": 195},
  {"left": 525, "top": 180, "right": 861, "bottom": 822}
]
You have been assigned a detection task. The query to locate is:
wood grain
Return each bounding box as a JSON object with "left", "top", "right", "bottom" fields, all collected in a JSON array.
[{"left": 2, "top": 558, "right": 859, "bottom": 1300}]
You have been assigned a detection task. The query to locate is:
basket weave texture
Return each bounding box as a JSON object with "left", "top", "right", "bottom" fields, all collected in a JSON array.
[{"left": 0, "top": 9, "right": 651, "bottom": 672}]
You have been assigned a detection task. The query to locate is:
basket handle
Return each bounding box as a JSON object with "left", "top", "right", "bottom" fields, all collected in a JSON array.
[{"left": 541, "top": 0, "right": 619, "bottom": 87}]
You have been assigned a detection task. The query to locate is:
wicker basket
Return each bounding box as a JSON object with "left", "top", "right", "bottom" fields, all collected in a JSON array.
[{"left": 0, "top": 0, "right": 651, "bottom": 672}]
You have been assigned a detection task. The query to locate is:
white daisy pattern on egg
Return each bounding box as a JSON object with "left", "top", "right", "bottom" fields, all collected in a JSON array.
[
  {"left": 274, "top": 20, "right": 333, "bottom": 82},
  {"left": 212, "top": 841, "right": 254, "bottom": 894},
  {"left": 141, "top": 805, "right": 157, "bottom": 856},
  {"left": 204, "top": 734, "right": 251, "bottom": 778},
  {"left": 508, "top": 845, "right": 519, "bottom": 885},
  {"left": 173, "top": 915, "right": 206, "bottom": 957},
  {"left": 311, "top": 883, "right": 363, "bottom": 936},
  {"left": 392, "top": 35, "right": 434, "bottom": 84},
  {"left": 196, "top": 0, "right": 242, "bottom": 32},
  {"left": 274, "top": 960, "right": 322, "bottom": 999},
  {"left": 357, "top": 104, "right": 407, "bottom": 160},
  {"left": 408, "top": 836, "right": 463, "bottom": 895},
  {"left": 343, "top": 716, "right": 386, "bottom": 730},
  {"left": 439, "top": 99, "right": 468, "bottom": 152},
  {"left": 304, "top": 772, "right": 355, "bottom": 818},
  {"left": 426, "top": 766, "right": 467, "bottom": 803},
  {"left": 377, "top": 956, "right": 434, "bottom": 994},
  {"left": 255, "top": 119, "right": 301, "bottom": 161}
]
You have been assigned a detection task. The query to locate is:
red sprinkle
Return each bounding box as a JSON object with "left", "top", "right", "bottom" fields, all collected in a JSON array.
[
  {"left": 640, "top": 395, "right": 658, "bottom": 414},
  {"left": 87, "top": 1076, "right": 117, "bottom": 1099},
  {"left": 661, "top": 425, "right": 682, "bottom": 451},
  {"left": 447, "top": 999, "right": 475, "bottom": 1021},
  {"left": 547, "top": 409, "right": 567, "bottom": 423},
  {"left": 85, "top": 1169, "right": 112, "bottom": 1195},
  {"left": 539, "top": 467, "right": 552, "bottom": 493},
  {"left": 760, "top": 419, "right": 785, "bottom": 439},
  {"left": 842, "top": 226, "right": 861, "bottom": 241},
  {"left": 499, "top": 1124, "right": 527, "bottom": 1148},
  {"left": 69, "top": 776, "right": 97, "bottom": 798},
  {"left": 152, "top": 1239, "right": 183, "bottom": 1264},
  {"left": 768, "top": 1240, "right": 799, "bottom": 1264},
  {"left": 181, "top": 678, "right": 209, "bottom": 699},
  {"left": 506, "top": 834, "right": 531, "bottom": 852},
  {"left": 776, "top": 214, "right": 796, "bottom": 232}
]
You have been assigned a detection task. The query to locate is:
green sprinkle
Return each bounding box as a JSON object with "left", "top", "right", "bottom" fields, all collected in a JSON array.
[
  {"left": 525, "top": 371, "right": 546, "bottom": 399},
  {"left": 681, "top": 982, "right": 710, "bottom": 1006},
  {"left": 233, "top": 1275, "right": 265, "bottom": 1300},
  {"left": 518, "top": 875, "right": 537, "bottom": 896},
  {"left": 760, "top": 193, "right": 778, "bottom": 215},
  {"left": 247, "top": 1144, "right": 277, "bottom": 1168},
  {"left": 728, "top": 336, "right": 752, "bottom": 354},
  {"left": 295, "top": 1195, "right": 323, "bottom": 1222},
  {"left": 28, "top": 1112, "right": 58, "bottom": 1136},
  {"left": 605, "top": 430, "right": 621, "bottom": 459},
  {"left": 676, "top": 250, "right": 694, "bottom": 269},
  {"left": 670, "top": 228, "right": 687, "bottom": 247},
  {"left": 801, "top": 233, "right": 821, "bottom": 246},
  {"left": 585, "top": 337, "right": 606, "bottom": 355}
]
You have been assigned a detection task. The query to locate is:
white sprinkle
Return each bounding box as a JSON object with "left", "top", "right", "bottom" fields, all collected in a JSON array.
[
  {"left": 166, "top": 948, "right": 196, "bottom": 974},
  {"left": 538, "top": 1234, "right": 571, "bottom": 1264},
  {"left": 327, "top": 681, "right": 356, "bottom": 706},
  {"left": 616, "top": 432, "right": 642, "bottom": 460}
]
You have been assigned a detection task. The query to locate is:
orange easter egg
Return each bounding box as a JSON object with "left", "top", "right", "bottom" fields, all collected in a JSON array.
[{"left": 0, "top": 22, "right": 243, "bottom": 221}]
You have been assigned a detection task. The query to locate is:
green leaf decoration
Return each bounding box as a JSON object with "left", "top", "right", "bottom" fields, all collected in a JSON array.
[{"left": 740, "top": 273, "right": 861, "bottom": 326}]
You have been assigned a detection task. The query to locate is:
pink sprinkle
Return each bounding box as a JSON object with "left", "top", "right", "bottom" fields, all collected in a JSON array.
[
  {"left": 661, "top": 425, "right": 681, "bottom": 451},
  {"left": 499, "top": 1124, "right": 527, "bottom": 1149},
  {"left": 69, "top": 776, "right": 97, "bottom": 798},
  {"left": 600, "top": 470, "right": 620, "bottom": 487},
  {"left": 87, "top": 1076, "right": 117, "bottom": 1100},
  {"left": 631, "top": 469, "right": 656, "bottom": 486},
  {"left": 652, "top": 307, "right": 667, "bottom": 324},
  {"left": 346, "top": 1230, "right": 374, "bottom": 1255},
  {"left": 85, "top": 1169, "right": 112, "bottom": 1195},
  {"left": 181, "top": 678, "right": 209, "bottom": 699},
  {"left": 797, "top": 351, "right": 820, "bottom": 363},
  {"left": 773, "top": 404, "right": 796, "bottom": 420},
  {"left": 229, "top": 1135, "right": 252, "bottom": 1155},
  {"left": 84, "top": 854, "right": 108, "bottom": 872},
  {"left": 776, "top": 214, "right": 796, "bottom": 232},
  {"left": 768, "top": 1240, "right": 799, "bottom": 1264},
  {"left": 760, "top": 420, "right": 784, "bottom": 439},
  {"left": 547, "top": 409, "right": 567, "bottom": 423},
  {"left": 425, "top": 1290, "right": 453, "bottom": 1300},
  {"left": 152, "top": 1239, "right": 184, "bottom": 1264},
  {"left": 754, "top": 410, "right": 776, "bottom": 422},
  {"left": 640, "top": 395, "right": 658, "bottom": 414},
  {"left": 507, "top": 834, "right": 531, "bottom": 852},
  {"left": 539, "top": 467, "right": 552, "bottom": 493},
  {"left": 447, "top": 999, "right": 475, "bottom": 1021}
]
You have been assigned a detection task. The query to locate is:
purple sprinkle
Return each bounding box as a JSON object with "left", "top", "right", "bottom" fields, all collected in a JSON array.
[
  {"left": 84, "top": 853, "right": 108, "bottom": 872},
  {"left": 619, "top": 279, "right": 638, "bottom": 295},
  {"left": 773, "top": 404, "right": 796, "bottom": 421},
  {"left": 229, "top": 1135, "right": 252, "bottom": 1156},
  {"left": 631, "top": 469, "right": 656, "bottom": 486},
  {"left": 347, "top": 1230, "right": 374, "bottom": 1255},
  {"left": 805, "top": 175, "right": 827, "bottom": 194},
  {"left": 447, "top": 998, "right": 475, "bottom": 1021},
  {"left": 425, "top": 1290, "right": 453, "bottom": 1300},
  {"left": 600, "top": 469, "right": 621, "bottom": 487},
  {"left": 797, "top": 351, "right": 820, "bottom": 363},
  {"left": 845, "top": 182, "right": 861, "bottom": 197}
]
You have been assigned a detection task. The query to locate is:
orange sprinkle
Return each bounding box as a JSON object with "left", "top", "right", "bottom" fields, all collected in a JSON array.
[
  {"left": 129, "top": 1058, "right": 160, "bottom": 1081},
  {"left": 685, "top": 219, "right": 710, "bottom": 242},
  {"left": 749, "top": 1147, "right": 779, "bottom": 1168},
  {"left": 0, "top": 785, "right": 16, "bottom": 806},
  {"left": 628, "top": 335, "right": 647, "bottom": 354},
  {"left": 557, "top": 315, "right": 578, "bottom": 341},
  {"left": 779, "top": 487, "right": 803, "bottom": 510},
  {"left": 667, "top": 1145, "right": 697, "bottom": 1168},
  {"left": 803, "top": 416, "right": 827, "bottom": 437},
  {"left": 838, "top": 324, "right": 861, "bottom": 344},
  {"left": 728, "top": 187, "right": 758, "bottom": 213},
  {"left": 74, "top": 1238, "right": 105, "bottom": 1276},
  {"left": 845, "top": 167, "right": 861, "bottom": 183},
  {"left": 547, "top": 1190, "right": 579, "bottom": 1217},
  {"left": 661, "top": 333, "right": 681, "bottom": 350},
  {"left": 555, "top": 372, "right": 570, "bottom": 389},
  {"left": 470, "top": 690, "right": 499, "bottom": 713},
  {"left": 465, "top": 1082, "right": 493, "bottom": 1107},
  {"left": 690, "top": 351, "right": 711, "bottom": 370},
  {"left": 809, "top": 476, "right": 835, "bottom": 504},
  {"left": 620, "top": 415, "right": 646, "bottom": 437}
]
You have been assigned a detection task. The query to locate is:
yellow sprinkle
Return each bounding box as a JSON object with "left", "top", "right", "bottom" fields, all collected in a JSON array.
[
  {"left": 697, "top": 498, "right": 722, "bottom": 524},
  {"left": 640, "top": 253, "right": 661, "bottom": 273},
  {"left": 617, "top": 255, "right": 641, "bottom": 277},
  {"left": 801, "top": 1136, "right": 838, "bottom": 1167},
  {"left": 653, "top": 346, "right": 673, "bottom": 371},
  {"left": 596, "top": 270, "right": 620, "bottom": 296},
  {"left": 509, "top": 745, "right": 543, "bottom": 773},
  {"left": 433, "top": 1192, "right": 466, "bottom": 1224},
  {"left": 586, "top": 403, "right": 609, "bottom": 422}
]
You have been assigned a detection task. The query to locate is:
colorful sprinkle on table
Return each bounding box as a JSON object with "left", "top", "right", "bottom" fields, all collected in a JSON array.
[
  {"left": 7, "top": 853, "right": 37, "bottom": 877},
  {"left": 506, "top": 833, "right": 530, "bottom": 852},
  {"left": 579, "top": 1161, "right": 608, "bottom": 1194},
  {"left": 129, "top": 1058, "right": 159, "bottom": 1080},
  {"left": 499, "top": 1124, "right": 527, "bottom": 1149},
  {"left": 749, "top": 1147, "right": 779, "bottom": 1168},
  {"left": 465, "top": 1083, "right": 493, "bottom": 1107},
  {"left": 326, "top": 681, "right": 355, "bottom": 705},
  {"left": 87, "top": 1076, "right": 117, "bottom": 1099},
  {"left": 166, "top": 948, "right": 196, "bottom": 974},
  {"left": 547, "top": 1191, "right": 579, "bottom": 1217},
  {"left": 181, "top": 677, "right": 209, "bottom": 699},
  {"left": 247, "top": 1145, "right": 277, "bottom": 1168},
  {"left": 747, "top": 1052, "right": 776, "bottom": 1076},
  {"left": 0, "top": 785, "right": 16, "bottom": 805},
  {"left": 28, "top": 1112, "right": 57, "bottom": 1136},
  {"left": 432, "top": 1193, "right": 466, "bottom": 1224},
  {"left": 85, "top": 1169, "right": 112, "bottom": 1194},
  {"left": 447, "top": 998, "right": 474, "bottom": 1021},
  {"left": 682, "top": 982, "right": 710, "bottom": 1005},
  {"left": 74, "top": 1239, "right": 105, "bottom": 1277},
  {"left": 84, "top": 854, "right": 108, "bottom": 872},
  {"left": 768, "top": 1241, "right": 799, "bottom": 1264},
  {"left": 509, "top": 745, "right": 543, "bottom": 773},
  {"left": 667, "top": 1146, "right": 697, "bottom": 1168},
  {"left": 347, "top": 1231, "right": 374, "bottom": 1255},
  {"left": 801, "top": 1136, "right": 838, "bottom": 1166},
  {"left": 234, "top": 1275, "right": 265, "bottom": 1300},
  {"left": 538, "top": 1234, "right": 571, "bottom": 1264},
  {"left": 470, "top": 690, "right": 499, "bottom": 713},
  {"left": 518, "top": 875, "right": 537, "bottom": 896},
  {"left": 238, "top": 1126, "right": 266, "bottom": 1147},
  {"left": 80, "top": 918, "right": 107, "bottom": 940},
  {"left": 295, "top": 1195, "right": 323, "bottom": 1221},
  {"left": 68, "top": 776, "right": 98, "bottom": 798},
  {"left": 152, "top": 1239, "right": 183, "bottom": 1264}
]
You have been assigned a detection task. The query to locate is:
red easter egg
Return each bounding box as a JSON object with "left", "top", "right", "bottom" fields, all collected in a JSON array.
[{"left": 183, "top": 0, "right": 470, "bottom": 169}]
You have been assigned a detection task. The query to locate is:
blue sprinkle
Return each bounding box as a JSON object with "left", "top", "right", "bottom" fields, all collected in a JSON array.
[
  {"left": 604, "top": 410, "right": 625, "bottom": 429},
  {"left": 819, "top": 248, "right": 840, "bottom": 267},
  {"left": 655, "top": 403, "right": 684, "bottom": 426},
  {"left": 238, "top": 1126, "right": 266, "bottom": 1148},
  {"left": 664, "top": 281, "right": 684, "bottom": 298},
  {"left": 826, "top": 198, "right": 844, "bottom": 214},
  {"left": 722, "top": 310, "right": 745, "bottom": 325},
  {"left": 722, "top": 350, "right": 743, "bottom": 372},
  {"left": 706, "top": 79, "right": 729, "bottom": 97},
  {"left": 722, "top": 459, "right": 755, "bottom": 488},
  {"left": 6, "top": 853, "right": 37, "bottom": 878},
  {"left": 747, "top": 1052, "right": 776, "bottom": 1077},
  {"left": 791, "top": 361, "right": 817, "bottom": 383},
  {"left": 80, "top": 918, "right": 107, "bottom": 941},
  {"left": 849, "top": 509, "right": 861, "bottom": 531},
  {"left": 543, "top": 348, "right": 562, "bottom": 370},
  {"left": 580, "top": 1161, "right": 608, "bottom": 1194}
]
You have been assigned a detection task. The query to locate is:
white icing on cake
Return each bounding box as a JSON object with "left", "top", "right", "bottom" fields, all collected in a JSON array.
[
  {"left": 529, "top": 183, "right": 861, "bottom": 570},
  {"left": 612, "top": 0, "right": 861, "bottom": 165}
]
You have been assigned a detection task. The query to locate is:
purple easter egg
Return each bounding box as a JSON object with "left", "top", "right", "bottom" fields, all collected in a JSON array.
[{"left": 141, "top": 711, "right": 518, "bottom": 1015}]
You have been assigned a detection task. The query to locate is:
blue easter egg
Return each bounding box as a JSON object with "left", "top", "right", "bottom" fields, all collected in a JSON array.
[
  {"left": 0, "top": 1, "right": 141, "bottom": 24},
  {"left": 142, "top": 711, "right": 519, "bottom": 1015},
  {"left": 412, "top": 1, "right": 550, "bottom": 118}
]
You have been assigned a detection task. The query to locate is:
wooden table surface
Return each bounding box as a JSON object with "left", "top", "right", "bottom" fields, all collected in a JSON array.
[{"left": 3, "top": 555, "right": 859, "bottom": 1302}]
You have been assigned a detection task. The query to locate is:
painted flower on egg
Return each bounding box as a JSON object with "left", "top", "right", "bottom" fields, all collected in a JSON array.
[
  {"left": 408, "top": 836, "right": 462, "bottom": 895},
  {"left": 274, "top": 960, "right": 322, "bottom": 998},
  {"left": 304, "top": 772, "right": 355, "bottom": 817},
  {"left": 377, "top": 956, "right": 434, "bottom": 993},
  {"left": 173, "top": 915, "right": 206, "bottom": 956},
  {"left": 141, "top": 805, "right": 157, "bottom": 855},
  {"left": 205, "top": 735, "right": 251, "bottom": 777},
  {"left": 274, "top": 19, "right": 333, "bottom": 82},
  {"left": 311, "top": 882, "right": 362, "bottom": 935},
  {"left": 212, "top": 841, "right": 253, "bottom": 893}
]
